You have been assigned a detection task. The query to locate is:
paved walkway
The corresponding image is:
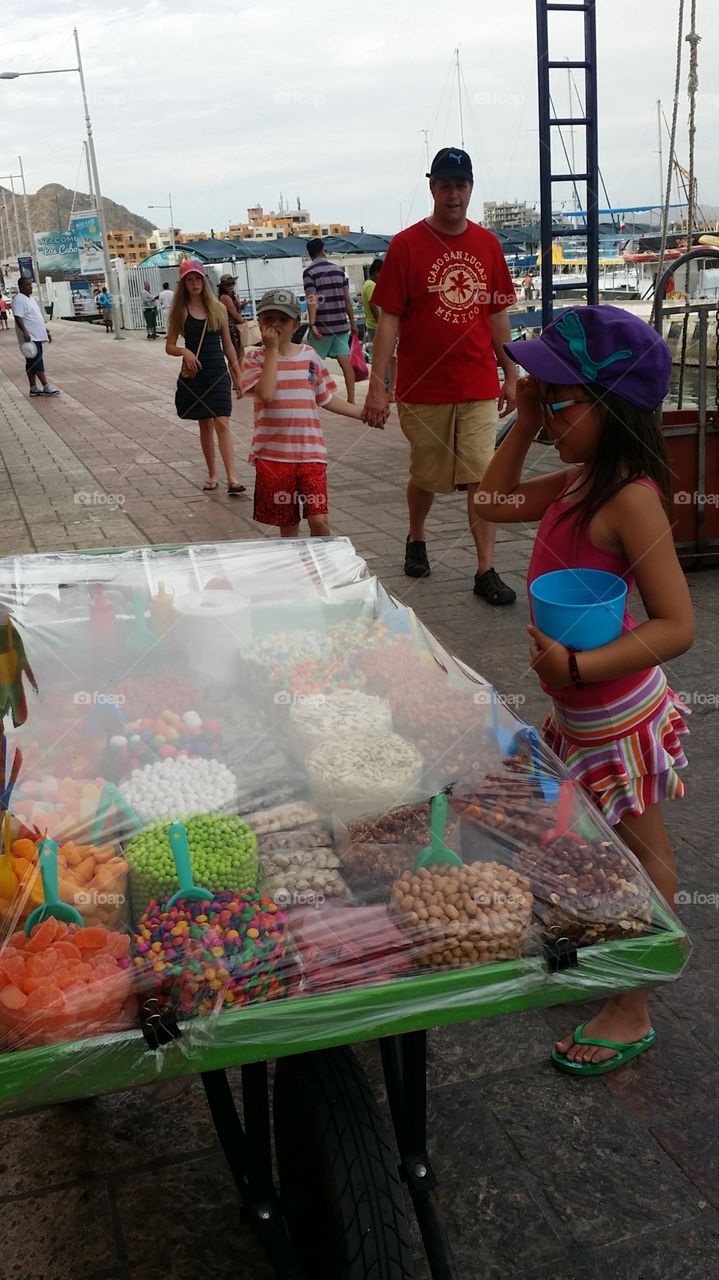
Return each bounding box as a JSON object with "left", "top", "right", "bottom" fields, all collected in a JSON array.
[{"left": 0, "top": 321, "right": 717, "bottom": 1280}]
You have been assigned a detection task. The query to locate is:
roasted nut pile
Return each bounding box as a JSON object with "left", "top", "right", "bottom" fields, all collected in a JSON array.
[
  {"left": 390, "top": 862, "right": 532, "bottom": 969},
  {"left": 453, "top": 771, "right": 652, "bottom": 945},
  {"left": 341, "top": 802, "right": 459, "bottom": 902},
  {"left": 307, "top": 734, "right": 424, "bottom": 816},
  {"left": 259, "top": 847, "right": 348, "bottom": 904},
  {"left": 513, "top": 839, "right": 652, "bottom": 944}
]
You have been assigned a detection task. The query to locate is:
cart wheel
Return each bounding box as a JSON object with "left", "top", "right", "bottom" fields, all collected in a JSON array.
[{"left": 274, "top": 1045, "right": 414, "bottom": 1280}]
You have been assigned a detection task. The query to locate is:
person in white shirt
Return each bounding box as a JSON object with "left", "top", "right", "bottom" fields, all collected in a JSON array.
[
  {"left": 11, "top": 279, "right": 60, "bottom": 396},
  {"left": 158, "top": 281, "right": 174, "bottom": 333},
  {"left": 141, "top": 282, "right": 158, "bottom": 339}
]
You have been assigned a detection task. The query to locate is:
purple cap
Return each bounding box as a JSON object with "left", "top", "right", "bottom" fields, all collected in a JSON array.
[{"left": 504, "top": 305, "right": 672, "bottom": 411}]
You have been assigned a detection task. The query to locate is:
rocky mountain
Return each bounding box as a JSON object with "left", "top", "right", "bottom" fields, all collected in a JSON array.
[{"left": 0, "top": 183, "right": 153, "bottom": 238}]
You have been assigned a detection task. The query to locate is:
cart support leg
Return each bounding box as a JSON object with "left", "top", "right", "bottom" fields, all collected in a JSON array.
[
  {"left": 202, "top": 1068, "right": 304, "bottom": 1280},
  {"left": 381, "top": 1032, "right": 459, "bottom": 1280}
]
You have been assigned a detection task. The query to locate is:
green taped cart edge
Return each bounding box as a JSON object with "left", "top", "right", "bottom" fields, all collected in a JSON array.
[{"left": 0, "top": 916, "right": 688, "bottom": 1114}]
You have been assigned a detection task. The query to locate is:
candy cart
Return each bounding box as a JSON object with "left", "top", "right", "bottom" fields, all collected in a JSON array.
[{"left": 0, "top": 539, "right": 690, "bottom": 1280}]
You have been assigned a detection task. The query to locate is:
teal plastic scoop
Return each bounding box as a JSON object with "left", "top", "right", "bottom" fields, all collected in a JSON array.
[
  {"left": 166, "top": 822, "right": 214, "bottom": 907},
  {"left": 24, "top": 838, "right": 84, "bottom": 935},
  {"left": 415, "top": 794, "right": 463, "bottom": 869}
]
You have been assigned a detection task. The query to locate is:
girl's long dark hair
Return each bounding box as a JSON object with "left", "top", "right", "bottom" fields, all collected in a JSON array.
[{"left": 554, "top": 381, "right": 671, "bottom": 532}]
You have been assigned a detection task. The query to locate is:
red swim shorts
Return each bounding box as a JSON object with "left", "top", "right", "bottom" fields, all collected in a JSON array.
[{"left": 253, "top": 459, "right": 328, "bottom": 527}]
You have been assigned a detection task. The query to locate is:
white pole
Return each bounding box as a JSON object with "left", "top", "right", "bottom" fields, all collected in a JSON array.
[
  {"left": 455, "top": 47, "right": 464, "bottom": 148},
  {"left": 0, "top": 202, "right": 7, "bottom": 262},
  {"left": 74, "top": 27, "right": 123, "bottom": 339},
  {"left": 9, "top": 175, "right": 22, "bottom": 257},
  {"left": 17, "top": 156, "right": 42, "bottom": 303},
  {"left": 0, "top": 195, "right": 12, "bottom": 258},
  {"left": 420, "top": 129, "right": 431, "bottom": 213},
  {"left": 657, "top": 99, "right": 663, "bottom": 226},
  {"left": 84, "top": 140, "right": 94, "bottom": 207},
  {"left": 169, "top": 192, "right": 176, "bottom": 257}
]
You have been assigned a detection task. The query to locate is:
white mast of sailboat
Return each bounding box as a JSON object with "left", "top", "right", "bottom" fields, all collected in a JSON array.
[{"left": 454, "top": 47, "right": 465, "bottom": 147}]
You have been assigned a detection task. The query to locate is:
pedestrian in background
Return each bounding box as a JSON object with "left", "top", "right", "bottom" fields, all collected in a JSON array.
[
  {"left": 365, "top": 146, "right": 517, "bottom": 604},
  {"left": 303, "top": 238, "right": 358, "bottom": 404},
  {"left": 218, "top": 275, "right": 245, "bottom": 362},
  {"left": 11, "top": 277, "right": 60, "bottom": 397},
  {"left": 240, "top": 288, "right": 368, "bottom": 538},
  {"left": 159, "top": 281, "right": 174, "bottom": 333},
  {"left": 362, "top": 258, "right": 397, "bottom": 401},
  {"left": 0, "top": 296, "right": 9, "bottom": 330},
  {"left": 141, "top": 280, "right": 158, "bottom": 340},
  {"left": 96, "top": 287, "right": 113, "bottom": 333},
  {"left": 165, "top": 260, "right": 245, "bottom": 495}
]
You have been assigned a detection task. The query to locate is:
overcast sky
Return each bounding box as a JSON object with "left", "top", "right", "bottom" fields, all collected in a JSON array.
[{"left": 1, "top": 0, "right": 716, "bottom": 237}]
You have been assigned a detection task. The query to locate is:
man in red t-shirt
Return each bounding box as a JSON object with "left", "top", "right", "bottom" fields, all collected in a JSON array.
[{"left": 364, "top": 147, "right": 518, "bottom": 604}]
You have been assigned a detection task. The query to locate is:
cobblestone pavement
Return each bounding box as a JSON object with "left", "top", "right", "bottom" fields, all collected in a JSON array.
[{"left": 0, "top": 321, "right": 717, "bottom": 1280}]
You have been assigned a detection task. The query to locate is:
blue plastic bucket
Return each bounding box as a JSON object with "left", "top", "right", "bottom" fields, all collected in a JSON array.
[{"left": 530, "top": 569, "right": 627, "bottom": 650}]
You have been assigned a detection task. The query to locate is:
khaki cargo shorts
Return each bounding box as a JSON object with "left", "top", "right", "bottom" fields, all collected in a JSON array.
[{"left": 397, "top": 400, "right": 498, "bottom": 495}]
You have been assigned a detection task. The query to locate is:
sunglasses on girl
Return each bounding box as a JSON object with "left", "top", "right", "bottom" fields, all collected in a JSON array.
[{"left": 540, "top": 396, "right": 593, "bottom": 421}]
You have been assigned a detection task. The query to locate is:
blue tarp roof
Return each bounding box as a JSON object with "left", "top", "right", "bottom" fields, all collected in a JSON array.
[{"left": 137, "top": 232, "right": 393, "bottom": 267}]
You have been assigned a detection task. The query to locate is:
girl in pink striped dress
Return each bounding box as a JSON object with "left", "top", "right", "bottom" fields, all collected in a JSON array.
[{"left": 479, "top": 305, "right": 694, "bottom": 1076}]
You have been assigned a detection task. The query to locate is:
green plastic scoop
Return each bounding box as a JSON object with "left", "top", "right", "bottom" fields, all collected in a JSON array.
[
  {"left": 24, "top": 838, "right": 84, "bottom": 935},
  {"left": 415, "top": 794, "right": 463, "bottom": 869},
  {"left": 166, "top": 822, "right": 214, "bottom": 907}
]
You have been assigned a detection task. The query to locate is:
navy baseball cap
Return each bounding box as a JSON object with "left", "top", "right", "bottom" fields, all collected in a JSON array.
[
  {"left": 427, "top": 147, "right": 474, "bottom": 182},
  {"left": 504, "top": 305, "right": 672, "bottom": 411}
]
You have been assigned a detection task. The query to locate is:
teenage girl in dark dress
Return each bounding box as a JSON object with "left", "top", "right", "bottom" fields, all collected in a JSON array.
[{"left": 165, "top": 260, "right": 245, "bottom": 494}]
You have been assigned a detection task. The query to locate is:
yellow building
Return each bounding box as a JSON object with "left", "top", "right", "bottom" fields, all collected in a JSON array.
[
  {"left": 107, "top": 229, "right": 148, "bottom": 264},
  {"left": 227, "top": 206, "right": 349, "bottom": 241}
]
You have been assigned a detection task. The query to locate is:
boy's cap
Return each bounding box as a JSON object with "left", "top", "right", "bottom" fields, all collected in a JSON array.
[
  {"left": 178, "top": 259, "right": 207, "bottom": 278},
  {"left": 504, "top": 304, "right": 672, "bottom": 410},
  {"left": 427, "top": 147, "right": 473, "bottom": 182},
  {"left": 257, "top": 288, "right": 301, "bottom": 322}
]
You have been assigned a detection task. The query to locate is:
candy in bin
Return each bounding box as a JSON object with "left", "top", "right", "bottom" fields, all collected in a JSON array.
[
  {"left": 288, "top": 902, "right": 414, "bottom": 994},
  {"left": 0, "top": 840, "right": 135, "bottom": 1050},
  {"left": 131, "top": 823, "right": 290, "bottom": 1018}
]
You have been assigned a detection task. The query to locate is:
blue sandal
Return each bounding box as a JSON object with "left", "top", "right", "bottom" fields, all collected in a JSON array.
[{"left": 551, "top": 1022, "right": 656, "bottom": 1076}]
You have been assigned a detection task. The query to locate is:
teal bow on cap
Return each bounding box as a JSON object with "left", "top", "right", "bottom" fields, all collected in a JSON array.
[{"left": 556, "top": 312, "right": 633, "bottom": 381}]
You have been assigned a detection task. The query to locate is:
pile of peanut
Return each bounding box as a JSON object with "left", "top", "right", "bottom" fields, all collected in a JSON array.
[{"left": 390, "top": 862, "right": 533, "bottom": 969}]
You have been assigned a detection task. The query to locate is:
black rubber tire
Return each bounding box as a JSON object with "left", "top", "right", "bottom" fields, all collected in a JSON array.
[{"left": 273, "top": 1046, "right": 414, "bottom": 1280}]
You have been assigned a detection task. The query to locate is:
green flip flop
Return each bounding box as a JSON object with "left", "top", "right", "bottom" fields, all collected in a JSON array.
[{"left": 551, "top": 1022, "right": 656, "bottom": 1076}]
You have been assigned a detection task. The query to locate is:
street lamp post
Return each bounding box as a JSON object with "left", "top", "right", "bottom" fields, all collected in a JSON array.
[
  {"left": 17, "top": 156, "right": 41, "bottom": 291},
  {"left": 0, "top": 27, "right": 124, "bottom": 338},
  {"left": 148, "top": 194, "right": 176, "bottom": 258}
]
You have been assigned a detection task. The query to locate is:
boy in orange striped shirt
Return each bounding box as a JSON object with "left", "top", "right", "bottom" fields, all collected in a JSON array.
[{"left": 241, "top": 289, "right": 378, "bottom": 537}]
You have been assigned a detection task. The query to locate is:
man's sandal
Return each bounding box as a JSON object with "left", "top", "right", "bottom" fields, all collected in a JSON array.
[{"left": 551, "top": 1023, "right": 656, "bottom": 1076}]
